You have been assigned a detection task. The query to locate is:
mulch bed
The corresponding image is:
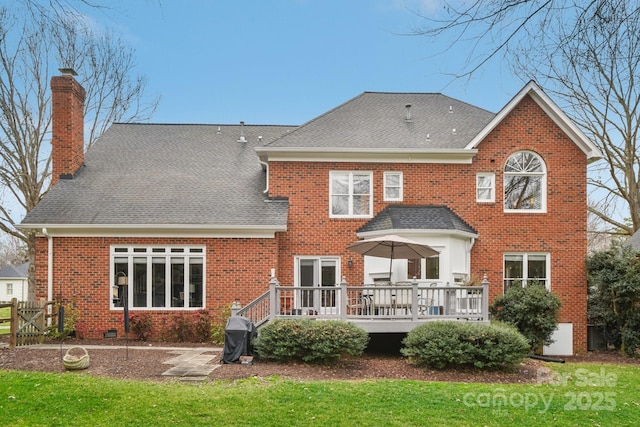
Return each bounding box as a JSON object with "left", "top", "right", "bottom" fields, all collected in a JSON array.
[{"left": 1, "top": 337, "right": 637, "bottom": 383}]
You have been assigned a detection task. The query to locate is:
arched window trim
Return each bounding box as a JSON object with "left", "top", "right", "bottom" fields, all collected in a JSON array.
[{"left": 503, "top": 150, "right": 547, "bottom": 213}]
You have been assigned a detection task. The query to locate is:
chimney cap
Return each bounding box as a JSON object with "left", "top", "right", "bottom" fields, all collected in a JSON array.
[{"left": 58, "top": 68, "right": 78, "bottom": 76}]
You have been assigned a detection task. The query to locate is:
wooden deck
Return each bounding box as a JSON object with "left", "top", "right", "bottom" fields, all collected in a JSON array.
[{"left": 235, "top": 281, "right": 490, "bottom": 333}]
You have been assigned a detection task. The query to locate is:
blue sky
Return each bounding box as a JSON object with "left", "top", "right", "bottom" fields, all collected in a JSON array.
[{"left": 93, "top": 0, "right": 524, "bottom": 126}]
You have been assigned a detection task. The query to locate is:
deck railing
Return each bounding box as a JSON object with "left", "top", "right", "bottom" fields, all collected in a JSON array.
[{"left": 267, "top": 280, "right": 489, "bottom": 323}]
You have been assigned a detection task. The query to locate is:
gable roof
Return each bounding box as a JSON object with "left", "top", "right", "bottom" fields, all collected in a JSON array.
[
  {"left": 256, "top": 92, "right": 496, "bottom": 163},
  {"left": 466, "top": 81, "right": 602, "bottom": 161},
  {"left": 357, "top": 205, "right": 477, "bottom": 238},
  {"left": 0, "top": 262, "right": 28, "bottom": 279},
  {"left": 20, "top": 124, "right": 296, "bottom": 236}
]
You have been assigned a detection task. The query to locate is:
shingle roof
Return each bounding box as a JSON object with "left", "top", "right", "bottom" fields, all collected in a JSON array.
[
  {"left": 21, "top": 124, "right": 296, "bottom": 227},
  {"left": 357, "top": 205, "right": 477, "bottom": 236},
  {"left": 265, "top": 92, "right": 495, "bottom": 149},
  {"left": 0, "top": 262, "right": 28, "bottom": 279}
]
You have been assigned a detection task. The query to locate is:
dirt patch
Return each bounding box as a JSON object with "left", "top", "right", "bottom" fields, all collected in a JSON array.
[{"left": 1, "top": 338, "right": 637, "bottom": 383}]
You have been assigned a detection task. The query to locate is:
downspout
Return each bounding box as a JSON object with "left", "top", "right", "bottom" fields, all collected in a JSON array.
[
  {"left": 467, "top": 237, "right": 475, "bottom": 276},
  {"left": 42, "top": 228, "right": 53, "bottom": 302},
  {"left": 259, "top": 159, "right": 269, "bottom": 194}
]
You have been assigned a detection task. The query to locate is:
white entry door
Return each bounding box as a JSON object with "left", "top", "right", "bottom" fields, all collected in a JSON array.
[{"left": 296, "top": 257, "right": 339, "bottom": 315}]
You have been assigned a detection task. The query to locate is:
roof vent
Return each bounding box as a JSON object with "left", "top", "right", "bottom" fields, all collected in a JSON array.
[
  {"left": 426, "top": 133, "right": 431, "bottom": 141},
  {"left": 258, "top": 135, "right": 263, "bottom": 142},
  {"left": 449, "top": 105, "right": 453, "bottom": 113},
  {"left": 216, "top": 126, "right": 221, "bottom": 135},
  {"left": 238, "top": 121, "right": 246, "bottom": 143},
  {"left": 452, "top": 128, "right": 457, "bottom": 135},
  {"left": 405, "top": 104, "right": 412, "bottom": 122}
]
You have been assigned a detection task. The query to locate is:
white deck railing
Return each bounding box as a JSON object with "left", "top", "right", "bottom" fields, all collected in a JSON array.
[{"left": 266, "top": 281, "right": 489, "bottom": 323}]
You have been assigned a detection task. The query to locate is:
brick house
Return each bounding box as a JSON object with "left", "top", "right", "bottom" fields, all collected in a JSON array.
[{"left": 19, "top": 72, "right": 600, "bottom": 354}]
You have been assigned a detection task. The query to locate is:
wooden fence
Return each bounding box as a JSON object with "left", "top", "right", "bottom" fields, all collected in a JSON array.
[{"left": 0, "top": 298, "right": 55, "bottom": 348}]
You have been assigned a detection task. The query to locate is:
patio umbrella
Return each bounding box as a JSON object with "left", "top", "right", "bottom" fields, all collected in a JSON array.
[{"left": 347, "top": 234, "right": 438, "bottom": 279}]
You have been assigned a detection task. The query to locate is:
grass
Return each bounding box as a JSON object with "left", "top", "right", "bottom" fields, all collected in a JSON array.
[
  {"left": 1, "top": 362, "right": 638, "bottom": 426},
  {"left": 0, "top": 306, "right": 10, "bottom": 335}
]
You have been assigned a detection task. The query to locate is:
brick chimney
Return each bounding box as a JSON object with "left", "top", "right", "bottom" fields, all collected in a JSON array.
[{"left": 50, "top": 69, "right": 85, "bottom": 185}]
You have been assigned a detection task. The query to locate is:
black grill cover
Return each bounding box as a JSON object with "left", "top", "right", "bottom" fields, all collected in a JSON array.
[{"left": 222, "top": 316, "right": 257, "bottom": 364}]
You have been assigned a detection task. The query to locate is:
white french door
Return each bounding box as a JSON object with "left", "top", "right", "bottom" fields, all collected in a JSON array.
[{"left": 295, "top": 257, "right": 340, "bottom": 315}]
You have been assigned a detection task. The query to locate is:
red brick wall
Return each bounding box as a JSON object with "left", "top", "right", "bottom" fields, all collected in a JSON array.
[
  {"left": 267, "top": 95, "right": 588, "bottom": 352},
  {"left": 35, "top": 236, "right": 278, "bottom": 339},
  {"left": 50, "top": 75, "right": 85, "bottom": 185}
]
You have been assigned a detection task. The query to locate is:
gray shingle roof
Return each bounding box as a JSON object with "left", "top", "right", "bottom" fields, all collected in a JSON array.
[
  {"left": 21, "top": 124, "right": 296, "bottom": 227},
  {"left": 358, "top": 205, "right": 477, "bottom": 235},
  {"left": 0, "top": 262, "right": 28, "bottom": 279},
  {"left": 265, "top": 92, "right": 495, "bottom": 149}
]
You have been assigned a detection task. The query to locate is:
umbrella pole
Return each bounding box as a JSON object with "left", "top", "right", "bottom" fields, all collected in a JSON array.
[{"left": 388, "top": 244, "right": 394, "bottom": 281}]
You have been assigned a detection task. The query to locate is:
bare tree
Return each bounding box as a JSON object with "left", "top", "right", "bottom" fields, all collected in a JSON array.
[
  {"left": 413, "top": 0, "right": 640, "bottom": 240},
  {"left": 0, "top": 3, "right": 157, "bottom": 300},
  {"left": 0, "top": 234, "right": 28, "bottom": 268}
]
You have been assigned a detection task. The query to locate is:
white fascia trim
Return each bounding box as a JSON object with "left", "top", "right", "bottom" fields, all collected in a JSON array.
[
  {"left": 18, "top": 223, "right": 286, "bottom": 238},
  {"left": 465, "top": 81, "right": 603, "bottom": 161},
  {"left": 256, "top": 147, "right": 477, "bottom": 164},
  {"left": 356, "top": 229, "right": 479, "bottom": 240}
]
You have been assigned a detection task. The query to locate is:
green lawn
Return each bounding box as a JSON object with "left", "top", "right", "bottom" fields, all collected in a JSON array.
[
  {"left": 1, "top": 362, "right": 638, "bottom": 426},
  {"left": 0, "top": 306, "right": 10, "bottom": 335}
]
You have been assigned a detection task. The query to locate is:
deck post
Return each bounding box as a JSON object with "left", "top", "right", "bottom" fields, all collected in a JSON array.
[
  {"left": 269, "top": 277, "right": 279, "bottom": 320},
  {"left": 230, "top": 300, "right": 242, "bottom": 317},
  {"left": 481, "top": 274, "right": 490, "bottom": 320},
  {"left": 411, "top": 281, "right": 418, "bottom": 321},
  {"left": 340, "top": 277, "right": 347, "bottom": 321}
]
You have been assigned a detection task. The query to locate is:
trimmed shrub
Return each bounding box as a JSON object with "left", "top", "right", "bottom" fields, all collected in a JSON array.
[
  {"left": 254, "top": 319, "right": 369, "bottom": 364},
  {"left": 489, "top": 283, "right": 561, "bottom": 353},
  {"left": 129, "top": 312, "right": 153, "bottom": 341},
  {"left": 401, "top": 321, "right": 530, "bottom": 370},
  {"left": 163, "top": 310, "right": 213, "bottom": 343}
]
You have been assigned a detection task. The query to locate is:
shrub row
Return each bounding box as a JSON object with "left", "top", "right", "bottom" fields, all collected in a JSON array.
[
  {"left": 128, "top": 310, "right": 214, "bottom": 343},
  {"left": 401, "top": 321, "right": 530, "bottom": 369},
  {"left": 254, "top": 319, "right": 369, "bottom": 364}
]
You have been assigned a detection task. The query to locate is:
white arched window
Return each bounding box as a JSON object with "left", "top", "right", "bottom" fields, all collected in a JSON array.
[{"left": 504, "top": 151, "right": 546, "bottom": 212}]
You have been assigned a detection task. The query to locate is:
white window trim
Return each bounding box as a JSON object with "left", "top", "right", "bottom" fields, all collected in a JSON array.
[
  {"left": 110, "top": 245, "right": 206, "bottom": 310},
  {"left": 329, "top": 171, "right": 373, "bottom": 218},
  {"left": 476, "top": 172, "right": 495, "bottom": 203},
  {"left": 503, "top": 252, "right": 550, "bottom": 291},
  {"left": 503, "top": 151, "right": 547, "bottom": 213},
  {"left": 383, "top": 171, "right": 403, "bottom": 202}
]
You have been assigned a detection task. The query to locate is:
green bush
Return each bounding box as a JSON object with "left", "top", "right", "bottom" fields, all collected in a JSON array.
[
  {"left": 401, "top": 321, "right": 530, "bottom": 370},
  {"left": 587, "top": 244, "right": 640, "bottom": 356},
  {"left": 46, "top": 302, "right": 78, "bottom": 340},
  {"left": 254, "top": 319, "right": 369, "bottom": 364},
  {"left": 210, "top": 304, "right": 232, "bottom": 345},
  {"left": 489, "top": 283, "right": 561, "bottom": 353}
]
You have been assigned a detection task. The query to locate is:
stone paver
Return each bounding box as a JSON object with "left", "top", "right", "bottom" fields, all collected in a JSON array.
[{"left": 160, "top": 348, "right": 222, "bottom": 381}]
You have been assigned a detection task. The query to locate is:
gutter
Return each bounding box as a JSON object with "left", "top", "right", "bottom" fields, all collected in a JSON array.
[{"left": 258, "top": 158, "right": 269, "bottom": 194}]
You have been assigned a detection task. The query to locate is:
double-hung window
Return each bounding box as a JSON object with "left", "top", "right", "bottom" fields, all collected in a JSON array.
[
  {"left": 111, "top": 246, "right": 204, "bottom": 309},
  {"left": 476, "top": 173, "right": 495, "bottom": 202},
  {"left": 329, "top": 171, "right": 372, "bottom": 217},
  {"left": 504, "top": 151, "right": 546, "bottom": 212},
  {"left": 503, "top": 253, "right": 549, "bottom": 291},
  {"left": 384, "top": 171, "right": 403, "bottom": 201}
]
